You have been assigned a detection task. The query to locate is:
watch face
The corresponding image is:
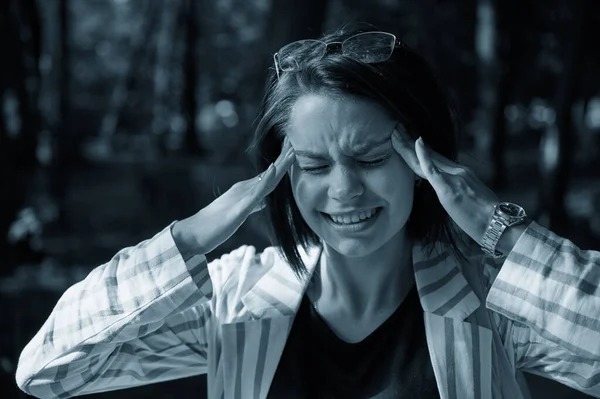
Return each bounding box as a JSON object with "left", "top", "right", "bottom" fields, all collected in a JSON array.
[{"left": 497, "top": 202, "right": 526, "bottom": 218}]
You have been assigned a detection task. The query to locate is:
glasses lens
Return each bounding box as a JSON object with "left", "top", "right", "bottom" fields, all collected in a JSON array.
[
  {"left": 277, "top": 40, "right": 326, "bottom": 72},
  {"left": 342, "top": 32, "right": 396, "bottom": 63}
]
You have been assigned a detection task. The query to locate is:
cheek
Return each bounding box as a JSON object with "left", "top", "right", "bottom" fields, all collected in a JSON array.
[
  {"left": 376, "top": 160, "right": 415, "bottom": 205},
  {"left": 290, "top": 167, "right": 318, "bottom": 211},
  {"left": 391, "top": 180, "right": 415, "bottom": 210}
]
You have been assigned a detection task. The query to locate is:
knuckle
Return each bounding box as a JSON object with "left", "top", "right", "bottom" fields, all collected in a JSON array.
[
  {"left": 452, "top": 191, "right": 465, "bottom": 204},
  {"left": 455, "top": 169, "right": 468, "bottom": 178},
  {"left": 458, "top": 167, "right": 472, "bottom": 176},
  {"left": 456, "top": 179, "right": 471, "bottom": 195}
]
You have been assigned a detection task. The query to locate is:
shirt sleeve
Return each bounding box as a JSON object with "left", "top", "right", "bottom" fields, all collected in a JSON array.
[
  {"left": 485, "top": 221, "right": 600, "bottom": 397},
  {"left": 15, "top": 222, "right": 214, "bottom": 399}
]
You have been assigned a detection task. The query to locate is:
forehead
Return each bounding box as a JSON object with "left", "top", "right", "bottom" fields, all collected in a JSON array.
[{"left": 286, "top": 93, "right": 395, "bottom": 152}]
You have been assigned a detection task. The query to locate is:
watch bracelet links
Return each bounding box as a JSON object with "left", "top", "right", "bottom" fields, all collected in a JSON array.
[{"left": 481, "top": 214, "right": 506, "bottom": 258}]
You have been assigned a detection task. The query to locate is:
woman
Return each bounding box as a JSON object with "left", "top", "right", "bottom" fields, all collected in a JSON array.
[{"left": 15, "top": 26, "right": 600, "bottom": 399}]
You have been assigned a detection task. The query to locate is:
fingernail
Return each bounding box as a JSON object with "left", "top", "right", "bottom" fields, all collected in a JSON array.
[
  {"left": 417, "top": 137, "right": 425, "bottom": 146},
  {"left": 283, "top": 136, "right": 292, "bottom": 148}
]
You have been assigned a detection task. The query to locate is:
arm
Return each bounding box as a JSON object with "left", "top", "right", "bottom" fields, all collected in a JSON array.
[
  {"left": 15, "top": 223, "right": 213, "bottom": 398},
  {"left": 15, "top": 140, "right": 295, "bottom": 398},
  {"left": 485, "top": 221, "right": 600, "bottom": 397}
]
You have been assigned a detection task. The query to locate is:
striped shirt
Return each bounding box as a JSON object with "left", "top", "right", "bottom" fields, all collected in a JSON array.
[{"left": 15, "top": 221, "right": 600, "bottom": 398}]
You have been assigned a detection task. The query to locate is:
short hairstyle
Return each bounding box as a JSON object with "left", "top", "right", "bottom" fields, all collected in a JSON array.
[{"left": 247, "top": 25, "right": 466, "bottom": 280}]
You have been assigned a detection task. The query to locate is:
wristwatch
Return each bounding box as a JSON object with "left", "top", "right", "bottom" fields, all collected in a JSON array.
[{"left": 480, "top": 202, "right": 527, "bottom": 258}]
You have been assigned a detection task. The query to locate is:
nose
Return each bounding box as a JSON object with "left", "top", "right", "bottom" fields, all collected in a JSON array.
[{"left": 327, "top": 166, "right": 364, "bottom": 202}]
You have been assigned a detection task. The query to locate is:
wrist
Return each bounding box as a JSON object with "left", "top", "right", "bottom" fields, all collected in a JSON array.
[
  {"left": 480, "top": 202, "right": 528, "bottom": 258},
  {"left": 171, "top": 215, "right": 205, "bottom": 260},
  {"left": 495, "top": 220, "right": 529, "bottom": 256}
]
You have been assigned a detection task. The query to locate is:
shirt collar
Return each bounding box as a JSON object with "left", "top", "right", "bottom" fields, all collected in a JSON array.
[{"left": 240, "top": 241, "right": 481, "bottom": 321}]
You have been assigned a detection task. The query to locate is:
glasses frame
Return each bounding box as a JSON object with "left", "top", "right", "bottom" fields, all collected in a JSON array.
[{"left": 273, "top": 31, "right": 400, "bottom": 79}]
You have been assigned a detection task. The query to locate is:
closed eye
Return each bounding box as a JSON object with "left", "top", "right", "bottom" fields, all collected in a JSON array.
[
  {"left": 298, "top": 165, "right": 328, "bottom": 174},
  {"left": 358, "top": 156, "right": 389, "bottom": 167},
  {"left": 299, "top": 155, "right": 390, "bottom": 174}
]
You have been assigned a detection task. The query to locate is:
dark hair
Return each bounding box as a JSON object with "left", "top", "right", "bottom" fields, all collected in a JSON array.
[{"left": 247, "top": 25, "right": 467, "bottom": 280}]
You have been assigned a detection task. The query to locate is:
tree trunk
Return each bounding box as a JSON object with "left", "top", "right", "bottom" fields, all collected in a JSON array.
[
  {"left": 252, "top": 0, "right": 329, "bottom": 104},
  {"left": 0, "top": 0, "right": 17, "bottom": 274},
  {"left": 98, "top": 1, "right": 159, "bottom": 140},
  {"left": 411, "top": 0, "right": 440, "bottom": 68},
  {"left": 11, "top": 0, "right": 42, "bottom": 171},
  {"left": 181, "top": 0, "right": 203, "bottom": 156},
  {"left": 473, "top": 0, "right": 499, "bottom": 182},
  {"left": 151, "top": 0, "right": 179, "bottom": 155},
  {"left": 269, "top": 0, "right": 329, "bottom": 45},
  {"left": 537, "top": 0, "right": 587, "bottom": 234},
  {"left": 0, "top": 0, "right": 42, "bottom": 274},
  {"left": 576, "top": 0, "right": 600, "bottom": 164},
  {"left": 53, "top": 0, "right": 71, "bottom": 230},
  {"left": 489, "top": 0, "right": 531, "bottom": 189}
]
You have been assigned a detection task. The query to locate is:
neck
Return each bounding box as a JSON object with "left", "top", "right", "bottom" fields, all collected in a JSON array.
[{"left": 315, "top": 229, "right": 415, "bottom": 317}]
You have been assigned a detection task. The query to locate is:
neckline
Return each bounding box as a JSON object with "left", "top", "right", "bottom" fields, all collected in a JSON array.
[
  {"left": 302, "top": 284, "right": 418, "bottom": 345},
  {"left": 306, "top": 246, "right": 415, "bottom": 317}
]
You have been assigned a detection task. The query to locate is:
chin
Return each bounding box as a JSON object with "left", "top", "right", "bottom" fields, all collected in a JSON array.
[
  {"left": 333, "top": 242, "right": 381, "bottom": 258},
  {"left": 324, "top": 226, "right": 408, "bottom": 259},
  {"left": 322, "top": 233, "right": 391, "bottom": 258}
]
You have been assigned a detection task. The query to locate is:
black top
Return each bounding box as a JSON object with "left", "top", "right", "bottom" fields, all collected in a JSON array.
[{"left": 268, "top": 285, "right": 441, "bottom": 398}]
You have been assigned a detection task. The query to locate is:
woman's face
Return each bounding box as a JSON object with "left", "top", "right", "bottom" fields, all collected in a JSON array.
[{"left": 286, "top": 93, "right": 415, "bottom": 257}]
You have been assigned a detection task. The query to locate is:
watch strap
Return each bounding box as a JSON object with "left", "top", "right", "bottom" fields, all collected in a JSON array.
[{"left": 481, "top": 211, "right": 507, "bottom": 258}]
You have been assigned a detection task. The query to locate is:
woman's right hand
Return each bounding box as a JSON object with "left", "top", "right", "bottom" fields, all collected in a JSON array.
[{"left": 172, "top": 139, "right": 295, "bottom": 256}]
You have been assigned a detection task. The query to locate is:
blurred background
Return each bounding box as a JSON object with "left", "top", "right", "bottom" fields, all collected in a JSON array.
[{"left": 1, "top": 0, "right": 599, "bottom": 397}]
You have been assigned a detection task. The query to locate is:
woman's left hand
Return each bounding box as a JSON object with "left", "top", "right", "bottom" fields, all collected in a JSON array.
[{"left": 391, "top": 125, "right": 499, "bottom": 246}]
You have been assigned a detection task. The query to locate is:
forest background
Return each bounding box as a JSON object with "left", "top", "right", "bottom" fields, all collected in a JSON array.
[{"left": 1, "top": 0, "right": 600, "bottom": 398}]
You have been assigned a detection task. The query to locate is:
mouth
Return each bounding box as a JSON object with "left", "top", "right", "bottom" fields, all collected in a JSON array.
[{"left": 321, "top": 207, "right": 383, "bottom": 226}]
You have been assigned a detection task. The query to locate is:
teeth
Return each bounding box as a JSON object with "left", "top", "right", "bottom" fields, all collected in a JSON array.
[{"left": 329, "top": 208, "right": 378, "bottom": 225}]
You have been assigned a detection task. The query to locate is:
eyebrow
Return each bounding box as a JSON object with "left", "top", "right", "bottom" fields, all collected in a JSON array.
[{"left": 294, "top": 136, "right": 391, "bottom": 160}]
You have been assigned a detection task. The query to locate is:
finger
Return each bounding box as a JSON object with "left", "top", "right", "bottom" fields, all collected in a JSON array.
[
  {"left": 415, "top": 137, "right": 445, "bottom": 185},
  {"left": 249, "top": 147, "right": 295, "bottom": 214},
  {"left": 427, "top": 151, "right": 461, "bottom": 171},
  {"left": 271, "top": 141, "right": 295, "bottom": 182},
  {"left": 282, "top": 135, "right": 292, "bottom": 153},
  {"left": 391, "top": 127, "right": 425, "bottom": 178},
  {"left": 394, "top": 126, "right": 462, "bottom": 174},
  {"left": 254, "top": 142, "right": 295, "bottom": 191},
  {"left": 246, "top": 163, "right": 276, "bottom": 215}
]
